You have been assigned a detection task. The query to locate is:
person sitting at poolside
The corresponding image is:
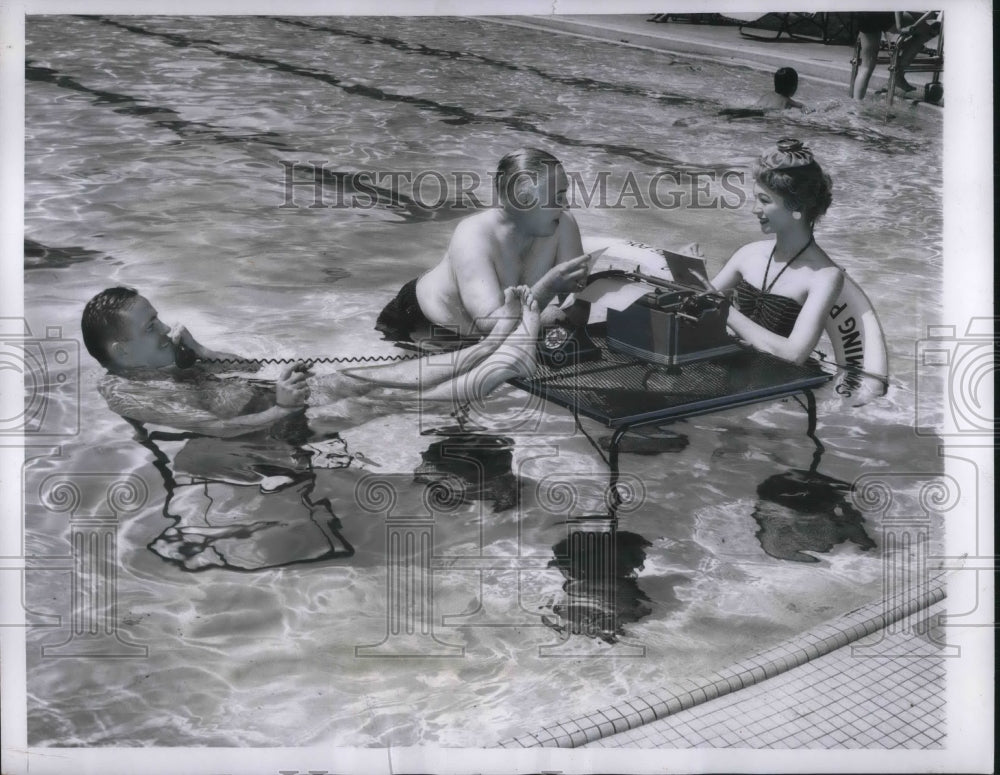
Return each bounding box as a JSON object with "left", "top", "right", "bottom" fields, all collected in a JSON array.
[
  {"left": 82, "top": 285, "right": 541, "bottom": 438},
  {"left": 851, "top": 12, "right": 942, "bottom": 100},
  {"left": 376, "top": 147, "right": 592, "bottom": 341},
  {"left": 755, "top": 67, "right": 805, "bottom": 110},
  {"left": 700, "top": 139, "right": 843, "bottom": 365},
  {"left": 889, "top": 11, "right": 942, "bottom": 94}
]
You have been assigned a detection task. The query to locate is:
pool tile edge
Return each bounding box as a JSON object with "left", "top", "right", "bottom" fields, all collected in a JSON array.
[{"left": 497, "top": 576, "right": 946, "bottom": 748}]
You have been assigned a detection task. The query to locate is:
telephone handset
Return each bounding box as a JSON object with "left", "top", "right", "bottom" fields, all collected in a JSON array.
[{"left": 174, "top": 341, "right": 199, "bottom": 369}]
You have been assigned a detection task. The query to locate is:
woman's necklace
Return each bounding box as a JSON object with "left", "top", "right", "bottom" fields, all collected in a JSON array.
[{"left": 761, "top": 234, "right": 814, "bottom": 294}]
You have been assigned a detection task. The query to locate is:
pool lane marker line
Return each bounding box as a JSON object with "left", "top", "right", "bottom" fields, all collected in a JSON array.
[
  {"left": 481, "top": 16, "right": 853, "bottom": 91},
  {"left": 90, "top": 16, "right": 731, "bottom": 175},
  {"left": 498, "top": 574, "right": 947, "bottom": 748},
  {"left": 484, "top": 15, "right": 944, "bottom": 112}
]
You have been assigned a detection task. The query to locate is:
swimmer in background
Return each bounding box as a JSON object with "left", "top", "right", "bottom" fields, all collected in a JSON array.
[
  {"left": 692, "top": 139, "right": 843, "bottom": 365},
  {"left": 376, "top": 147, "right": 592, "bottom": 341},
  {"left": 755, "top": 67, "right": 806, "bottom": 111},
  {"left": 83, "top": 285, "right": 541, "bottom": 437}
]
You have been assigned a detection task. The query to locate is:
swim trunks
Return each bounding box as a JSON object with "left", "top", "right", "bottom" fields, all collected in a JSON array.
[
  {"left": 375, "top": 277, "right": 478, "bottom": 347},
  {"left": 734, "top": 279, "right": 803, "bottom": 338},
  {"left": 375, "top": 278, "right": 432, "bottom": 342}
]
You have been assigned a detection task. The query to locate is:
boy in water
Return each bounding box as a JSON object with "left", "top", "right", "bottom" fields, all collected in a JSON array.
[
  {"left": 82, "top": 285, "right": 541, "bottom": 438},
  {"left": 755, "top": 67, "right": 805, "bottom": 110}
]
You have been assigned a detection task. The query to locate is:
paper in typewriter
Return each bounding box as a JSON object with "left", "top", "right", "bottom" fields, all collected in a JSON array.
[{"left": 590, "top": 240, "right": 711, "bottom": 289}]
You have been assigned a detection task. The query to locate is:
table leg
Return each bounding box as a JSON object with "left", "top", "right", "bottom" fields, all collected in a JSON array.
[
  {"left": 606, "top": 425, "right": 630, "bottom": 517},
  {"left": 803, "top": 389, "right": 818, "bottom": 436},
  {"left": 803, "top": 389, "right": 827, "bottom": 473}
]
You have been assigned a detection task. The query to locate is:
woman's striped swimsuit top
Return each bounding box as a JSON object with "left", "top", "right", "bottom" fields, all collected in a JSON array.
[{"left": 734, "top": 279, "right": 803, "bottom": 338}]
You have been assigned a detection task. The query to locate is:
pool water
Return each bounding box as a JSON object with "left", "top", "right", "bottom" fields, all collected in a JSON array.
[{"left": 23, "top": 15, "right": 945, "bottom": 747}]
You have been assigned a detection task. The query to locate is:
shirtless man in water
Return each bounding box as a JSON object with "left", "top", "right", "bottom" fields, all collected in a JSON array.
[
  {"left": 376, "top": 148, "right": 593, "bottom": 340},
  {"left": 82, "top": 285, "right": 541, "bottom": 438}
]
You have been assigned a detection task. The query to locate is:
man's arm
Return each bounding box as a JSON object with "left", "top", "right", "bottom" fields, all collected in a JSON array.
[
  {"left": 451, "top": 212, "right": 590, "bottom": 334},
  {"left": 528, "top": 212, "right": 590, "bottom": 318},
  {"left": 554, "top": 211, "right": 585, "bottom": 266},
  {"left": 541, "top": 212, "right": 586, "bottom": 316},
  {"left": 450, "top": 220, "right": 509, "bottom": 334},
  {"left": 180, "top": 406, "right": 303, "bottom": 438},
  {"left": 100, "top": 365, "right": 309, "bottom": 438},
  {"left": 101, "top": 380, "right": 295, "bottom": 438}
]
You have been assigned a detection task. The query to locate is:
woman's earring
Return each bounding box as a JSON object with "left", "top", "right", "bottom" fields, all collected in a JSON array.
[{"left": 792, "top": 211, "right": 802, "bottom": 220}]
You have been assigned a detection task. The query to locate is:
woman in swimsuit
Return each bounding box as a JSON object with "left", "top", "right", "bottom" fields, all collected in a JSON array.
[{"left": 709, "top": 138, "right": 843, "bottom": 364}]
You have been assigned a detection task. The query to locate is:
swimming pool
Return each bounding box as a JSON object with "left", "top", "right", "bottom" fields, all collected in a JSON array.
[{"left": 22, "top": 15, "right": 945, "bottom": 747}]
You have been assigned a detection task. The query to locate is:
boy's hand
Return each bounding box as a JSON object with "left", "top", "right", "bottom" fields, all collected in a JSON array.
[{"left": 276, "top": 363, "right": 310, "bottom": 408}]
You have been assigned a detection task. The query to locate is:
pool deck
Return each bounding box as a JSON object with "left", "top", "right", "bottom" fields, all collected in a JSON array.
[
  {"left": 487, "top": 13, "right": 947, "bottom": 754},
  {"left": 587, "top": 597, "right": 947, "bottom": 750},
  {"left": 485, "top": 14, "right": 942, "bottom": 110},
  {"left": 500, "top": 578, "right": 948, "bottom": 750}
]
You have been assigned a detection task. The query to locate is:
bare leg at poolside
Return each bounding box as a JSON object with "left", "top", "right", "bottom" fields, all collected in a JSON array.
[
  {"left": 892, "top": 19, "right": 939, "bottom": 92},
  {"left": 851, "top": 31, "right": 882, "bottom": 100}
]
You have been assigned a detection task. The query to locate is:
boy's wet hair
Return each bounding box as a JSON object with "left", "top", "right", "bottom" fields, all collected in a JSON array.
[
  {"left": 774, "top": 67, "right": 798, "bottom": 97},
  {"left": 494, "top": 147, "right": 563, "bottom": 208},
  {"left": 754, "top": 138, "right": 832, "bottom": 226},
  {"left": 81, "top": 286, "right": 139, "bottom": 367}
]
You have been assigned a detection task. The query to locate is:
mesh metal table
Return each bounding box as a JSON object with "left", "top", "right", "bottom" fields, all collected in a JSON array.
[{"left": 511, "top": 334, "right": 835, "bottom": 513}]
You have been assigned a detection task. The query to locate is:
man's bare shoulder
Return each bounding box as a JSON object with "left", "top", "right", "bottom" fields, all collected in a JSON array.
[
  {"left": 449, "top": 210, "right": 503, "bottom": 258},
  {"left": 452, "top": 208, "right": 501, "bottom": 238},
  {"left": 557, "top": 210, "right": 579, "bottom": 231}
]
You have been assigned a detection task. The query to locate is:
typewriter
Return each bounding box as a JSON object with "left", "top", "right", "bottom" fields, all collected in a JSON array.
[
  {"left": 573, "top": 247, "right": 741, "bottom": 366},
  {"left": 603, "top": 273, "right": 741, "bottom": 366}
]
